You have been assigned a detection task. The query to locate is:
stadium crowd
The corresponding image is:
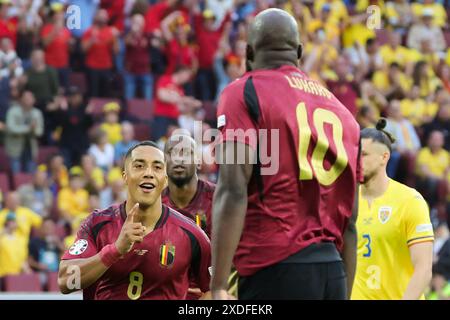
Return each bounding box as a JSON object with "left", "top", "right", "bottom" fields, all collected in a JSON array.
[{"left": 0, "top": 0, "right": 449, "bottom": 299}]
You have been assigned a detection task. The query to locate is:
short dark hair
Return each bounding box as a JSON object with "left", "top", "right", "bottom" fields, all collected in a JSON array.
[
  {"left": 360, "top": 118, "right": 396, "bottom": 153},
  {"left": 124, "top": 140, "right": 162, "bottom": 163}
]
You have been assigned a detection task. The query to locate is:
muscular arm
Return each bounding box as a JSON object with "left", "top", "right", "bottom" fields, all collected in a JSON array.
[
  {"left": 58, "top": 255, "right": 109, "bottom": 294},
  {"left": 402, "top": 241, "right": 433, "bottom": 300},
  {"left": 342, "top": 183, "right": 359, "bottom": 299},
  {"left": 210, "top": 142, "right": 254, "bottom": 295}
]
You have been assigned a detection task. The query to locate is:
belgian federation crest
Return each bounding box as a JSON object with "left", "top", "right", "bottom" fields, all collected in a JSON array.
[
  {"left": 378, "top": 207, "right": 392, "bottom": 224},
  {"left": 159, "top": 242, "right": 175, "bottom": 268},
  {"left": 195, "top": 211, "right": 207, "bottom": 231}
]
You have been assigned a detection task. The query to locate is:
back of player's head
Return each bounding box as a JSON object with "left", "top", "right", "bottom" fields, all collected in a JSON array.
[
  {"left": 247, "top": 8, "right": 302, "bottom": 67},
  {"left": 360, "top": 119, "right": 396, "bottom": 153}
]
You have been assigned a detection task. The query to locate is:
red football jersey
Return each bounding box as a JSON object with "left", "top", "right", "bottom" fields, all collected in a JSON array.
[
  {"left": 162, "top": 179, "right": 215, "bottom": 238},
  {"left": 216, "top": 65, "right": 362, "bottom": 277},
  {"left": 62, "top": 203, "right": 211, "bottom": 300}
]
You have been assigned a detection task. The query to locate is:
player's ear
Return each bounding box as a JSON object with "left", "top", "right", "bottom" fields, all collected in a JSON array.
[
  {"left": 246, "top": 44, "right": 254, "bottom": 62},
  {"left": 163, "top": 173, "right": 168, "bottom": 189},
  {"left": 297, "top": 44, "right": 303, "bottom": 60},
  {"left": 122, "top": 169, "right": 127, "bottom": 184}
]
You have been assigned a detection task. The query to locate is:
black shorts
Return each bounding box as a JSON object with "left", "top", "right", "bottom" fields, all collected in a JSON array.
[{"left": 238, "top": 243, "right": 347, "bottom": 300}]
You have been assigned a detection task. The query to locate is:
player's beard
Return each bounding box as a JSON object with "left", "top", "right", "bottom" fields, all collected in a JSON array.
[
  {"left": 170, "top": 173, "right": 195, "bottom": 188},
  {"left": 362, "top": 169, "right": 377, "bottom": 185}
]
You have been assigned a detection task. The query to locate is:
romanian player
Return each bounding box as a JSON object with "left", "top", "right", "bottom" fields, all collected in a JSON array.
[
  {"left": 58, "top": 141, "right": 211, "bottom": 300},
  {"left": 211, "top": 9, "right": 361, "bottom": 300},
  {"left": 352, "top": 120, "right": 434, "bottom": 300}
]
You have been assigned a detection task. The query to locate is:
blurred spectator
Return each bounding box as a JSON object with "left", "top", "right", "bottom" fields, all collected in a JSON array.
[
  {"left": 0, "top": 37, "right": 24, "bottom": 79},
  {"left": 385, "top": 100, "right": 421, "bottom": 181},
  {"left": 379, "top": 29, "right": 412, "bottom": 71},
  {"left": 416, "top": 130, "right": 449, "bottom": 209},
  {"left": 346, "top": 38, "right": 383, "bottom": 79},
  {"left": 438, "top": 63, "right": 450, "bottom": 93},
  {"left": 0, "top": 191, "right": 43, "bottom": 241},
  {"left": 28, "top": 218, "right": 64, "bottom": 273},
  {"left": 5, "top": 89, "right": 44, "bottom": 173},
  {"left": 422, "top": 103, "right": 450, "bottom": 151},
  {"left": 152, "top": 65, "right": 197, "bottom": 140},
  {"left": 46, "top": 153, "right": 69, "bottom": 196},
  {"left": 41, "top": 2, "right": 73, "bottom": 92},
  {"left": 372, "top": 62, "right": 410, "bottom": 101},
  {"left": 214, "top": 38, "right": 242, "bottom": 100},
  {"left": 407, "top": 9, "right": 446, "bottom": 54},
  {"left": 124, "top": 13, "right": 153, "bottom": 100},
  {"left": 81, "top": 9, "right": 119, "bottom": 97},
  {"left": 400, "top": 86, "right": 438, "bottom": 127},
  {"left": 114, "top": 121, "right": 138, "bottom": 166},
  {"left": 57, "top": 166, "right": 90, "bottom": 222},
  {"left": 88, "top": 127, "right": 115, "bottom": 172},
  {"left": 325, "top": 56, "right": 360, "bottom": 117},
  {"left": 15, "top": 13, "right": 37, "bottom": 70},
  {"left": 0, "top": 0, "right": 17, "bottom": 46},
  {"left": 193, "top": 7, "right": 230, "bottom": 101},
  {"left": 357, "top": 105, "right": 377, "bottom": 129},
  {"left": 100, "top": 101, "right": 122, "bottom": 145},
  {"left": 17, "top": 167, "right": 53, "bottom": 218},
  {"left": 430, "top": 235, "right": 450, "bottom": 300},
  {"left": 161, "top": 10, "right": 198, "bottom": 75},
  {"left": 0, "top": 212, "right": 31, "bottom": 277},
  {"left": 412, "top": 60, "right": 442, "bottom": 101},
  {"left": 54, "top": 86, "right": 94, "bottom": 168},
  {"left": 385, "top": 0, "right": 414, "bottom": 31},
  {"left": 99, "top": 172, "right": 126, "bottom": 209},
  {"left": 411, "top": 0, "right": 448, "bottom": 28},
  {"left": 79, "top": 153, "right": 105, "bottom": 194},
  {"left": 22, "top": 48, "right": 59, "bottom": 112}
]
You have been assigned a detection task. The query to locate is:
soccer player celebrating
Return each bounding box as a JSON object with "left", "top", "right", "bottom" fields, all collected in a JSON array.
[
  {"left": 162, "top": 134, "right": 215, "bottom": 237},
  {"left": 211, "top": 9, "right": 361, "bottom": 300},
  {"left": 351, "top": 119, "right": 434, "bottom": 300},
  {"left": 58, "top": 141, "right": 211, "bottom": 300}
]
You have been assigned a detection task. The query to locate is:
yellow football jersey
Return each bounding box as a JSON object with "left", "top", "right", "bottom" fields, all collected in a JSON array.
[{"left": 352, "top": 179, "right": 434, "bottom": 300}]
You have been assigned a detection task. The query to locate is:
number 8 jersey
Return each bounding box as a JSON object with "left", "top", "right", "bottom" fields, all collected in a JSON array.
[
  {"left": 216, "top": 65, "right": 362, "bottom": 277},
  {"left": 61, "top": 203, "right": 211, "bottom": 300}
]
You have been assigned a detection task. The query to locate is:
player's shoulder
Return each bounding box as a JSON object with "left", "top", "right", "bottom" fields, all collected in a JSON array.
[
  {"left": 220, "top": 73, "right": 251, "bottom": 98},
  {"left": 389, "top": 179, "right": 426, "bottom": 203},
  {"left": 166, "top": 206, "right": 208, "bottom": 239},
  {"left": 79, "top": 203, "right": 124, "bottom": 236},
  {"left": 199, "top": 179, "right": 216, "bottom": 194}
]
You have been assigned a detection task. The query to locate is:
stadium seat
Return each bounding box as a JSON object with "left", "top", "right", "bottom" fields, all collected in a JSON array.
[
  {"left": 12, "top": 173, "right": 33, "bottom": 189},
  {"left": 46, "top": 272, "right": 59, "bottom": 292},
  {"left": 126, "top": 99, "right": 154, "bottom": 121},
  {"left": 68, "top": 72, "right": 87, "bottom": 95},
  {"left": 37, "top": 146, "right": 60, "bottom": 165},
  {"left": 88, "top": 97, "right": 121, "bottom": 117},
  {"left": 0, "top": 172, "right": 10, "bottom": 193},
  {"left": 134, "top": 123, "right": 151, "bottom": 141},
  {"left": 3, "top": 273, "right": 42, "bottom": 292},
  {"left": 0, "top": 147, "right": 10, "bottom": 172}
]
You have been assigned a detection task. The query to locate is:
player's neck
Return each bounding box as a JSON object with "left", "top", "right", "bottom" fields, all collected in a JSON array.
[
  {"left": 169, "top": 176, "right": 199, "bottom": 209},
  {"left": 252, "top": 54, "right": 298, "bottom": 70},
  {"left": 126, "top": 198, "right": 163, "bottom": 231},
  {"left": 362, "top": 171, "right": 390, "bottom": 202}
]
